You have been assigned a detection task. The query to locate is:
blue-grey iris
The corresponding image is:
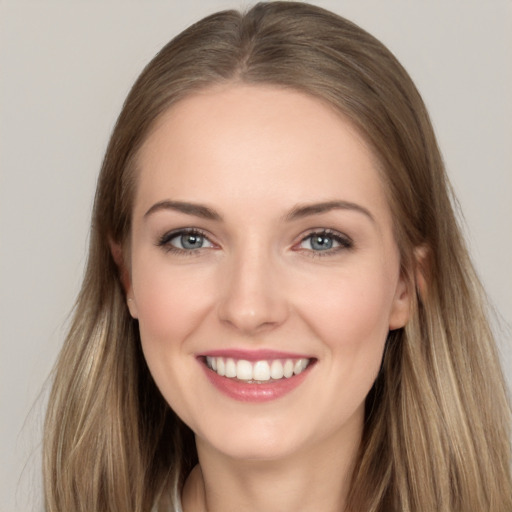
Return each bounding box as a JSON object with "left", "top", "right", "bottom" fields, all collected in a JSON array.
[
  {"left": 181, "top": 233, "right": 204, "bottom": 249},
  {"left": 311, "top": 235, "right": 333, "bottom": 251}
]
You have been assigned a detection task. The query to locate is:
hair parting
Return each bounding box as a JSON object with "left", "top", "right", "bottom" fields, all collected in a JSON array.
[{"left": 43, "top": 3, "right": 511, "bottom": 511}]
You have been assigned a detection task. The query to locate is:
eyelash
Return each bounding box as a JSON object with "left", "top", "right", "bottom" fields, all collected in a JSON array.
[
  {"left": 156, "top": 228, "right": 213, "bottom": 255},
  {"left": 156, "top": 228, "right": 353, "bottom": 256},
  {"left": 295, "top": 229, "right": 353, "bottom": 257}
]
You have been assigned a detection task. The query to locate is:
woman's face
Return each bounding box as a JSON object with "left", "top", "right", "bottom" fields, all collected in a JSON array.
[{"left": 125, "top": 84, "right": 410, "bottom": 461}]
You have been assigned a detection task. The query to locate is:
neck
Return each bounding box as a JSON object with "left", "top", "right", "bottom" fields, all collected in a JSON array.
[{"left": 182, "top": 419, "right": 362, "bottom": 512}]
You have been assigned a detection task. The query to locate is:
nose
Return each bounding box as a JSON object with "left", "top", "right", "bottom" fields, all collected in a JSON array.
[{"left": 217, "top": 245, "right": 289, "bottom": 335}]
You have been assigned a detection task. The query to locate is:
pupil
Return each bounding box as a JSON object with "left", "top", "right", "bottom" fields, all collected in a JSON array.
[
  {"left": 182, "top": 234, "right": 203, "bottom": 249},
  {"left": 312, "top": 235, "right": 332, "bottom": 250}
]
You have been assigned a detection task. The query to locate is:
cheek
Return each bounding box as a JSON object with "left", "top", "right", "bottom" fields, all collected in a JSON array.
[
  {"left": 304, "top": 268, "right": 394, "bottom": 339},
  {"left": 296, "top": 264, "right": 395, "bottom": 388},
  {"left": 131, "top": 255, "right": 216, "bottom": 348},
  {"left": 130, "top": 257, "right": 217, "bottom": 425},
  {"left": 297, "top": 267, "right": 394, "bottom": 421}
]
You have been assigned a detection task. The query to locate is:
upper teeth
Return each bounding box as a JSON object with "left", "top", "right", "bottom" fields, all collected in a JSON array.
[{"left": 205, "top": 356, "right": 310, "bottom": 381}]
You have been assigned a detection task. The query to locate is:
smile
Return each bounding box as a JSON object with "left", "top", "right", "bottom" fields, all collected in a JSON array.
[
  {"left": 205, "top": 356, "right": 311, "bottom": 382},
  {"left": 199, "top": 351, "right": 316, "bottom": 402}
]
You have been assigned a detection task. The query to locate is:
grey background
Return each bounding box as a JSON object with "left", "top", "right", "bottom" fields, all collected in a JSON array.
[{"left": 1, "top": 1, "right": 511, "bottom": 510}]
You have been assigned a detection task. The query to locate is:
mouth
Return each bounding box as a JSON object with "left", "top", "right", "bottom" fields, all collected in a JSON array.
[
  {"left": 198, "top": 350, "right": 316, "bottom": 402},
  {"left": 203, "top": 355, "right": 313, "bottom": 382}
]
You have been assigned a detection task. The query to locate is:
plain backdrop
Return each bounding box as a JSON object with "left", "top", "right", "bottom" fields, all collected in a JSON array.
[{"left": 1, "top": 1, "right": 511, "bottom": 510}]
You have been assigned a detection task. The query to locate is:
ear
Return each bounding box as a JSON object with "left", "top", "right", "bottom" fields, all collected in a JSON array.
[
  {"left": 109, "top": 239, "right": 138, "bottom": 319},
  {"left": 388, "top": 245, "right": 430, "bottom": 330},
  {"left": 388, "top": 267, "right": 411, "bottom": 331},
  {"left": 413, "top": 244, "right": 430, "bottom": 300}
]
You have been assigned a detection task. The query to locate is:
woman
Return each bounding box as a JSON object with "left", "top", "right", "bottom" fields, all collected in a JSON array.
[{"left": 43, "top": 2, "right": 512, "bottom": 511}]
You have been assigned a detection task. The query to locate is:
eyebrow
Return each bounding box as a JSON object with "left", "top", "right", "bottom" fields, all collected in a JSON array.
[
  {"left": 144, "top": 199, "right": 375, "bottom": 223},
  {"left": 144, "top": 200, "right": 222, "bottom": 221},
  {"left": 284, "top": 200, "right": 375, "bottom": 223}
]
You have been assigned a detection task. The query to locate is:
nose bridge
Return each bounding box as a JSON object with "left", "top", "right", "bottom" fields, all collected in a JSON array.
[{"left": 217, "top": 236, "right": 287, "bottom": 334}]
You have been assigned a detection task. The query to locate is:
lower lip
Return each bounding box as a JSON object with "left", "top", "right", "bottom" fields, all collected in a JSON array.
[{"left": 200, "top": 361, "right": 313, "bottom": 402}]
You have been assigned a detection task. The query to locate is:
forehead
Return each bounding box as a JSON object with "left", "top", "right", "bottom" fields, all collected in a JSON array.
[{"left": 134, "top": 84, "right": 390, "bottom": 222}]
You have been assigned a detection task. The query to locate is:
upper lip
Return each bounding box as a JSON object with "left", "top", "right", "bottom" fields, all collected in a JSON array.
[{"left": 199, "top": 349, "right": 314, "bottom": 361}]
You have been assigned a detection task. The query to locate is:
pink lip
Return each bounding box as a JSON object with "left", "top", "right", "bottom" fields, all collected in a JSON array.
[
  {"left": 198, "top": 356, "right": 315, "bottom": 403},
  {"left": 200, "top": 349, "right": 312, "bottom": 361}
]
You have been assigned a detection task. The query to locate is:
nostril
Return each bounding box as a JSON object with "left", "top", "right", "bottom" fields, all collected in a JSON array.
[{"left": 217, "top": 296, "right": 287, "bottom": 333}]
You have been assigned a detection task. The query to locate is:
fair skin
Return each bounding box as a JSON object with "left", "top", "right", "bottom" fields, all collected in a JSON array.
[{"left": 122, "top": 84, "right": 411, "bottom": 512}]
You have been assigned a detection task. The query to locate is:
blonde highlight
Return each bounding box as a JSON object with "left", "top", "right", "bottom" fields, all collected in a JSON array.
[{"left": 43, "top": 3, "right": 512, "bottom": 511}]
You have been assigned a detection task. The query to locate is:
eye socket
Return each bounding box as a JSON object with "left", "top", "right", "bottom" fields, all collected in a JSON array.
[
  {"left": 298, "top": 230, "right": 352, "bottom": 253},
  {"left": 157, "top": 229, "right": 214, "bottom": 253}
]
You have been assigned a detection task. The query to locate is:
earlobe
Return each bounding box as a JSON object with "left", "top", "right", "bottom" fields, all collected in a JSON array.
[
  {"left": 109, "top": 238, "right": 138, "bottom": 319},
  {"left": 126, "top": 297, "right": 138, "bottom": 319}
]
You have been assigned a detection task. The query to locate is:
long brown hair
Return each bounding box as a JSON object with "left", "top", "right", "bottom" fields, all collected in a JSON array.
[{"left": 43, "top": 2, "right": 512, "bottom": 511}]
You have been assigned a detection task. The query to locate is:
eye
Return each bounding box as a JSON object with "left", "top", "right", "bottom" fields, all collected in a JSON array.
[
  {"left": 297, "top": 230, "right": 352, "bottom": 254},
  {"left": 157, "top": 228, "right": 214, "bottom": 253}
]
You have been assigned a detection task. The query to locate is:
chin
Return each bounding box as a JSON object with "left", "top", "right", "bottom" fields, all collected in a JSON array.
[{"left": 196, "top": 418, "right": 308, "bottom": 462}]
